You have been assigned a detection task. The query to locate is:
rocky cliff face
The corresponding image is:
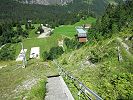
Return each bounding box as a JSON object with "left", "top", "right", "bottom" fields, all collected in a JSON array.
[{"left": 16, "top": 0, "right": 73, "bottom": 5}]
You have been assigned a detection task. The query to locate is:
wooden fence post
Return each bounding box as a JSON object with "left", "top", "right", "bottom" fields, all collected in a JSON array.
[{"left": 78, "top": 83, "right": 82, "bottom": 100}]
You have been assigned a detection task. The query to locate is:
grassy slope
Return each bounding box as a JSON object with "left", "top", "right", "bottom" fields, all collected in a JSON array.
[
  {"left": 0, "top": 17, "right": 96, "bottom": 100},
  {"left": 56, "top": 32, "right": 133, "bottom": 99},
  {"left": 53, "top": 17, "right": 96, "bottom": 37},
  {"left": 0, "top": 60, "right": 58, "bottom": 100}
]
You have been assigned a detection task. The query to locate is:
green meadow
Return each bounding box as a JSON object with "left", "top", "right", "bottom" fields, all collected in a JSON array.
[{"left": 15, "top": 17, "right": 96, "bottom": 59}]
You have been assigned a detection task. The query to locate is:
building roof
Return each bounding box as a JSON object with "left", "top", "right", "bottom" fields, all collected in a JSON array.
[
  {"left": 78, "top": 33, "right": 87, "bottom": 37},
  {"left": 76, "top": 29, "right": 87, "bottom": 34}
]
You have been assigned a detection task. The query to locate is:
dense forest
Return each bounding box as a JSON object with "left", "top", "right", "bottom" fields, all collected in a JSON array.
[
  {"left": 0, "top": 0, "right": 114, "bottom": 25},
  {"left": 0, "top": 0, "right": 110, "bottom": 47},
  {"left": 0, "top": 22, "right": 28, "bottom": 46},
  {"left": 88, "top": 0, "right": 133, "bottom": 40},
  {"left": 0, "top": 0, "right": 90, "bottom": 25}
]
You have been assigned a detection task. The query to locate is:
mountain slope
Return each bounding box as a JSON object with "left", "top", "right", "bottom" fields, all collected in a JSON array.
[
  {"left": 56, "top": 32, "right": 133, "bottom": 99},
  {"left": 14, "top": 0, "right": 117, "bottom": 16},
  {"left": 15, "top": 0, "right": 117, "bottom": 5},
  {"left": 15, "top": 0, "right": 73, "bottom": 5}
]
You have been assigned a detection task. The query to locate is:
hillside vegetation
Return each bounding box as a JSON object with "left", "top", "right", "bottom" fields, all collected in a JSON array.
[
  {"left": 0, "top": 0, "right": 133, "bottom": 100},
  {"left": 15, "top": 0, "right": 73, "bottom": 5},
  {"left": 0, "top": 60, "right": 58, "bottom": 100},
  {"left": 57, "top": 32, "right": 133, "bottom": 99},
  {"left": 0, "top": 17, "right": 96, "bottom": 99},
  {"left": 54, "top": 1, "right": 133, "bottom": 99}
]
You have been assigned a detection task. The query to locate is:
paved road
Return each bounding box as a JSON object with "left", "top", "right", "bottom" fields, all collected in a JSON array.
[{"left": 45, "top": 76, "right": 74, "bottom": 100}]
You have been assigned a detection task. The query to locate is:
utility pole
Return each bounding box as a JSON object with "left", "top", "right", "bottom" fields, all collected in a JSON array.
[{"left": 21, "top": 43, "right": 27, "bottom": 68}]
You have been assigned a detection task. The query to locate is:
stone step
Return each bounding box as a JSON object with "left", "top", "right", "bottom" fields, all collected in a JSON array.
[
  {"left": 45, "top": 93, "right": 68, "bottom": 100},
  {"left": 45, "top": 76, "right": 74, "bottom": 100}
]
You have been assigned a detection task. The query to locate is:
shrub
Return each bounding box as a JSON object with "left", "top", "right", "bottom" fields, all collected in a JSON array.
[
  {"left": 0, "top": 44, "right": 16, "bottom": 60},
  {"left": 42, "top": 46, "right": 64, "bottom": 61},
  {"left": 64, "top": 37, "right": 83, "bottom": 50},
  {"left": 37, "top": 26, "right": 44, "bottom": 34},
  {"left": 42, "top": 51, "right": 49, "bottom": 61},
  {"left": 62, "top": 59, "right": 68, "bottom": 65},
  {"left": 48, "top": 46, "right": 64, "bottom": 60}
]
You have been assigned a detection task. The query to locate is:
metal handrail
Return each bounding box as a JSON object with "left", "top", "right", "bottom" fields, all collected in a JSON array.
[{"left": 53, "top": 60, "right": 103, "bottom": 100}]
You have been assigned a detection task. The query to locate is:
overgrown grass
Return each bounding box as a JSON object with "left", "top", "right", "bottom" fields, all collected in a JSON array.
[
  {"left": 27, "top": 80, "right": 47, "bottom": 100},
  {"left": 0, "top": 60, "right": 58, "bottom": 100},
  {"left": 56, "top": 33, "right": 133, "bottom": 99}
]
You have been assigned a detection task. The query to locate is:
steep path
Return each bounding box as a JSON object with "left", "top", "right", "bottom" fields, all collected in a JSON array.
[
  {"left": 117, "top": 37, "right": 131, "bottom": 55},
  {"left": 45, "top": 76, "right": 74, "bottom": 100}
]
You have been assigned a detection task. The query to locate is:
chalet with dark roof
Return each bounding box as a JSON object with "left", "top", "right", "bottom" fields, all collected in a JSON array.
[{"left": 76, "top": 28, "right": 88, "bottom": 43}]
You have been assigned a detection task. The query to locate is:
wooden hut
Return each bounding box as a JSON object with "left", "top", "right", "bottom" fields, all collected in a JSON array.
[{"left": 76, "top": 28, "right": 88, "bottom": 43}]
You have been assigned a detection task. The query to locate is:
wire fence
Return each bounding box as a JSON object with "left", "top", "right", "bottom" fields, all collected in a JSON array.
[{"left": 53, "top": 60, "right": 103, "bottom": 100}]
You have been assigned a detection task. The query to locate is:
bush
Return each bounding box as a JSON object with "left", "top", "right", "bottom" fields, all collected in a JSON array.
[
  {"left": 11, "top": 36, "right": 21, "bottom": 43},
  {"left": 48, "top": 46, "right": 64, "bottom": 60},
  {"left": 42, "top": 51, "right": 49, "bottom": 61},
  {"left": 0, "top": 44, "right": 16, "bottom": 60},
  {"left": 62, "top": 59, "right": 68, "bottom": 65},
  {"left": 64, "top": 38, "right": 83, "bottom": 50},
  {"left": 42, "top": 46, "right": 64, "bottom": 61},
  {"left": 31, "top": 25, "right": 35, "bottom": 29}
]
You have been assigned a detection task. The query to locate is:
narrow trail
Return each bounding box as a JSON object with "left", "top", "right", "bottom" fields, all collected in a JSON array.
[
  {"left": 117, "top": 37, "right": 131, "bottom": 55},
  {"left": 38, "top": 26, "right": 52, "bottom": 38},
  {"left": 45, "top": 76, "right": 74, "bottom": 100}
]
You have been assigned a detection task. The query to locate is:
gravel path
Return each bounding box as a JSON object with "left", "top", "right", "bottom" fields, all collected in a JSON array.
[{"left": 38, "top": 26, "right": 53, "bottom": 38}]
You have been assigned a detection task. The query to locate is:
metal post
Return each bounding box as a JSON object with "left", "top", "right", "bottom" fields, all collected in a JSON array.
[
  {"left": 65, "top": 73, "right": 68, "bottom": 79},
  {"left": 118, "top": 46, "right": 123, "bottom": 62},
  {"left": 21, "top": 43, "right": 27, "bottom": 68},
  {"left": 78, "top": 83, "right": 82, "bottom": 100}
]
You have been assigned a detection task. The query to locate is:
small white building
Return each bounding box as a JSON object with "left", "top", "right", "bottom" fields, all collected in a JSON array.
[
  {"left": 58, "top": 40, "right": 64, "bottom": 48},
  {"left": 30, "top": 47, "right": 40, "bottom": 59}
]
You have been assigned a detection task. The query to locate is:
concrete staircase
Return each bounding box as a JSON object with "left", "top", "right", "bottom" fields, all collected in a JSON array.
[{"left": 45, "top": 76, "right": 74, "bottom": 100}]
